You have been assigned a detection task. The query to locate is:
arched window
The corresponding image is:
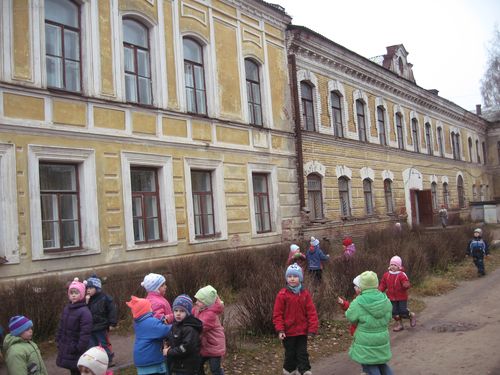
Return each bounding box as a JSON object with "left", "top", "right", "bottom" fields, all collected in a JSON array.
[
  {"left": 356, "top": 100, "right": 367, "bottom": 142},
  {"left": 468, "top": 138, "right": 473, "bottom": 162},
  {"left": 245, "top": 59, "right": 262, "bottom": 126},
  {"left": 482, "top": 142, "right": 487, "bottom": 165},
  {"left": 457, "top": 175, "right": 465, "bottom": 208},
  {"left": 183, "top": 38, "right": 207, "bottom": 115},
  {"left": 377, "top": 106, "right": 387, "bottom": 146},
  {"left": 330, "top": 91, "right": 343, "bottom": 137},
  {"left": 472, "top": 184, "right": 477, "bottom": 201},
  {"left": 301, "top": 82, "right": 315, "bottom": 131},
  {"left": 437, "top": 127, "right": 444, "bottom": 157},
  {"left": 431, "top": 182, "right": 438, "bottom": 210},
  {"left": 123, "top": 19, "right": 152, "bottom": 105},
  {"left": 363, "top": 178, "right": 374, "bottom": 215},
  {"left": 398, "top": 57, "right": 404, "bottom": 74},
  {"left": 451, "top": 132, "right": 461, "bottom": 160},
  {"left": 443, "top": 182, "right": 449, "bottom": 207},
  {"left": 425, "top": 123, "right": 432, "bottom": 155},
  {"left": 384, "top": 179, "right": 394, "bottom": 213},
  {"left": 411, "top": 118, "right": 419, "bottom": 152},
  {"left": 307, "top": 174, "right": 323, "bottom": 220},
  {"left": 475, "top": 140, "right": 481, "bottom": 164},
  {"left": 338, "top": 177, "right": 351, "bottom": 217},
  {"left": 396, "top": 113, "right": 404, "bottom": 150},
  {"left": 45, "top": 0, "right": 81, "bottom": 92}
]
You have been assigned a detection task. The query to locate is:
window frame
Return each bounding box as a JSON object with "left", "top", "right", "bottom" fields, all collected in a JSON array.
[
  {"left": 377, "top": 106, "right": 387, "bottom": 146},
  {"left": 183, "top": 37, "right": 208, "bottom": 116},
  {"left": 245, "top": 58, "right": 263, "bottom": 126},
  {"left": 482, "top": 141, "right": 487, "bottom": 165},
  {"left": 307, "top": 173, "right": 324, "bottom": 220},
  {"left": 396, "top": 113, "right": 404, "bottom": 150},
  {"left": 457, "top": 175, "right": 465, "bottom": 208},
  {"left": 442, "top": 182, "right": 449, "bottom": 208},
  {"left": 356, "top": 99, "right": 367, "bottom": 142},
  {"left": 330, "top": 91, "right": 344, "bottom": 137},
  {"left": 425, "top": 123, "right": 433, "bottom": 155},
  {"left": 338, "top": 176, "right": 352, "bottom": 218},
  {"left": 437, "top": 127, "right": 445, "bottom": 157},
  {"left": 411, "top": 118, "right": 419, "bottom": 152},
  {"left": 468, "top": 137, "right": 473, "bottom": 162},
  {"left": 431, "top": 182, "right": 438, "bottom": 210},
  {"left": 384, "top": 178, "right": 394, "bottom": 214},
  {"left": 252, "top": 173, "right": 272, "bottom": 233},
  {"left": 301, "top": 81, "right": 315, "bottom": 131},
  {"left": 475, "top": 140, "right": 481, "bottom": 164},
  {"left": 191, "top": 169, "right": 216, "bottom": 239},
  {"left": 363, "top": 178, "right": 374, "bottom": 215}
]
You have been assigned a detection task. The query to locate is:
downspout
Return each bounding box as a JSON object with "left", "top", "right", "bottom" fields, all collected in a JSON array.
[{"left": 288, "top": 53, "right": 305, "bottom": 210}]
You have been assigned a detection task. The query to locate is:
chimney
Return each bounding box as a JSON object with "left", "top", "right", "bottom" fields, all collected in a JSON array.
[
  {"left": 476, "top": 104, "right": 482, "bottom": 115},
  {"left": 428, "top": 89, "right": 439, "bottom": 95}
]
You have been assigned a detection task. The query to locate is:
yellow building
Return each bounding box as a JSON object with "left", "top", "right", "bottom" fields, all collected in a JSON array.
[
  {"left": 287, "top": 25, "right": 495, "bottom": 239},
  {"left": 0, "top": 0, "right": 299, "bottom": 279}
]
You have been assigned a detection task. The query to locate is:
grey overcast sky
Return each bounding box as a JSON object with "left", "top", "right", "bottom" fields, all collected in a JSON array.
[{"left": 278, "top": 0, "right": 500, "bottom": 112}]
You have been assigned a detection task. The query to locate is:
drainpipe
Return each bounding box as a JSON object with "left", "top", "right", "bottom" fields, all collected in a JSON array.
[{"left": 288, "top": 53, "right": 305, "bottom": 210}]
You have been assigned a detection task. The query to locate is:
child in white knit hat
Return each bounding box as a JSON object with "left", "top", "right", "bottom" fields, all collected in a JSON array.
[
  {"left": 286, "top": 244, "right": 306, "bottom": 269},
  {"left": 141, "top": 273, "right": 174, "bottom": 324},
  {"left": 78, "top": 346, "right": 113, "bottom": 375}
]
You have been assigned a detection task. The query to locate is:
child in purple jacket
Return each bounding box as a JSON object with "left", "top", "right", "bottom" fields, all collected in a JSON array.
[{"left": 56, "top": 278, "right": 93, "bottom": 375}]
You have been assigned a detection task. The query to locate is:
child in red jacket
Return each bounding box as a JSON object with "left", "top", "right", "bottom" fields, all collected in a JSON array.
[
  {"left": 273, "top": 264, "right": 318, "bottom": 375},
  {"left": 378, "top": 255, "right": 416, "bottom": 331},
  {"left": 336, "top": 274, "right": 361, "bottom": 336}
]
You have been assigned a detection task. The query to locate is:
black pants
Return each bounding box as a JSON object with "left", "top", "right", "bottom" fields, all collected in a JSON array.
[
  {"left": 308, "top": 269, "right": 322, "bottom": 282},
  {"left": 473, "top": 256, "right": 485, "bottom": 275},
  {"left": 391, "top": 300, "right": 410, "bottom": 319},
  {"left": 283, "top": 335, "right": 311, "bottom": 374}
]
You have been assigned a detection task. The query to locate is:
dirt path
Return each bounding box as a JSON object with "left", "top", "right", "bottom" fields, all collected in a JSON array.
[{"left": 312, "top": 264, "right": 500, "bottom": 375}]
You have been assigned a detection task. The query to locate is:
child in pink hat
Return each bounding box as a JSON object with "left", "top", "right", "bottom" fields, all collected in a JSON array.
[{"left": 378, "top": 256, "right": 416, "bottom": 331}]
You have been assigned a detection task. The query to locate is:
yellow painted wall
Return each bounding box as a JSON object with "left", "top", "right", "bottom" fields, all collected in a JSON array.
[
  {"left": 132, "top": 112, "right": 156, "bottom": 134},
  {"left": 164, "top": 1, "right": 179, "bottom": 109},
  {"left": 53, "top": 100, "right": 86, "bottom": 127},
  {"left": 119, "top": 0, "right": 158, "bottom": 20},
  {"left": 267, "top": 44, "right": 289, "bottom": 131},
  {"left": 212, "top": 0, "right": 237, "bottom": 17},
  {"left": 94, "top": 107, "right": 126, "bottom": 130},
  {"left": 179, "top": 1, "right": 210, "bottom": 37},
  {"left": 241, "top": 24, "right": 264, "bottom": 62},
  {"left": 216, "top": 126, "right": 249, "bottom": 145},
  {"left": 3, "top": 93, "right": 44, "bottom": 121},
  {"left": 192, "top": 120, "right": 212, "bottom": 141},
  {"left": 163, "top": 117, "right": 187, "bottom": 137},
  {"left": 12, "top": 0, "right": 31, "bottom": 80},
  {"left": 99, "top": 0, "right": 114, "bottom": 96}
]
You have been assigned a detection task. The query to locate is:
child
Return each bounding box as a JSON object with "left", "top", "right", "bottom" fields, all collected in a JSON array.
[
  {"left": 85, "top": 274, "right": 117, "bottom": 365},
  {"left": 273, "top": 264, "right": 318, "bottom": 375},
  {"left": 77, "top": 346, "right": 113, "bottom": 375},
  {"left": 127, "top": 296, "right": 172, "bottom": 375},
  {"left": 346, "top": 271, "right": 393, "bottom": 375},
  {"left": 287, "top": 244, "right": 306, "bottom": 268},
  {"left": 438, "top": 204, "right": 448, "bottom": 228},
  {"left": 3, "top": 315, "right": 48, "bottom": 374},
  {"left": 57, "top": 278, "right": 93, "bottom": 375},
  {"left": 342, "top": 236, "right": 356, "bottom": 257},
  {"left": 336, "top": 274, "right": 362, "bottom": 336},
  {"left": 192, "top": 285, "right": 226, "bottom": 375},
  {"left": 378, "top": 256, "right": 416, "bottom": 331},
  {"left": 466, "top": 228, "right": 489, "bottom": 276},
  {"left": 306, "top": 236, "right": 329, "bottom": 282},
  {"left": 164, "top": 294, "right": 203, "bottom": 375},
  {"left": 142, "top": 273, "right": 174, "bottom": 324}
]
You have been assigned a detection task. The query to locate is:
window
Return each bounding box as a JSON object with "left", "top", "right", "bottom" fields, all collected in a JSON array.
[
  {"left": 123, "top": 19, "right": 152, "bottom": 105},
  {"left": 338, "top": 177, "right": 351, "bottom": 217},
  {"left": 472, "top": 184, "right": 477, "bottom": 201},
  {"left": 384, "top": 179, "right": 394, "bottom": 213},
  {"left": 480, "top": 185, "right": 485, "bottom": 201},
  {"left": 457, "top": 175, "right": 465, "bottom": 208},
  {"left": 437, "top": 127, "right": 444, "bottom": 157},
  {"left": 252, "top": 174, "right": 271, "bottom": 233},
  {"left": 130, "top": 168, "right": 162, "bottom": 243},
  {"left": 482, "top": 142, "right": 487, "bottom": 165},
  {"left": 443, "top": 182, "right": 449, "bottom": 207},
  {"left": 425, "top": 123, "right": 432, "bottom": 155},
  {"left": 476, "top": 140, "right": 481, "bottom": 164},
  {"left": 377, "top": 106, "right": 386, "bottom": 146},
  {"left": 356, "top": 100, "right": 367, "bottom": 142},
  {"left": 411, "top": 118, "right": 419, "bottom": 152},
  {"left": 396, "top": 113, "right": 404, "bottom": 150},
  {"left": 363, "top": 178, "right": 374, "bottom": 215},
  {"left": 184, "top": 38, "right": 207, "bottom": 115},
  {"left": 301, "top": 82, "right": 315, "bottom": 131},
  {"left": 245, "top": 59, "right": 263, "bottom": 126},
  {"left": 431, "top": 182, "right": 438, "bottom": 210},
  {"left": 398, "top": 57, "right": 404, "bottom": 74},
  {"left": 191, "top": 170, "right": 216, "bottom": 238},
  {"left": 451, "top": 132, "right": 461, "bottom": 160},
  {"left": 45, "top": 0, "right": 81, "bottom": 92},
  {"left": 39, "top": 163, "right": 81, "bottom": 251},
  {"left": 468, "top": 138, "right": 473, "bottom": 162},
  {"left": 331, "top": 91, "right": 344, "bottom": 137},
  {"left": 307, "top": 174, "right": 323, "bottom": 220}
]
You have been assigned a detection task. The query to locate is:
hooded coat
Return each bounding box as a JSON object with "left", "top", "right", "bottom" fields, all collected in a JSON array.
[
  {"left": 3, "top": 334, "right": 48, "bottom": 375},
  {"left": 166, "top": 315, "right": 203, "bottom": 374},
  {"left": 346, "top": 288, "right": 392, "bottom": 365},
  {"left": 192, "top": 297, "right": 226, "bottom": 357},
  {"left": 132, "top": 312, "right": 172, "bottom": 367},
  {"left": 305, "top": 244, "right": 329, "bottom": 270}
]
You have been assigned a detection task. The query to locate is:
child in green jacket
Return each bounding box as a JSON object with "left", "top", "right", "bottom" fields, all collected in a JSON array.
[
  {"left": 3, "top": 315, "right": 48, "bottom": 375},
  {"left": 345, "top": 271, "right": 394, "bottom": 375}
]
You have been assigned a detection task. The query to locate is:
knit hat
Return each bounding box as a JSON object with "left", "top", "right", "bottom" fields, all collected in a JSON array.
[
  {"left": 285, "top": 263, "right": 304, "bottom": 282},
  {"left": 173, "top": 294, "right": 193, "bottom": 315},
  {"left": 8, "top": 315, "right": 33, "bottom": 337},
  {"left": 68, "top": 278, "right": 86, "bottom": 300},
  {"left": 141, "top": 273, "right": 166, "bottom": 293},
  {"left": 359, "top": 271, "right": 379, "bottom": 290},
  {"left": 474, "top": 228, "right": 482, "bottom": 235},
  {"left": 195, "top": 285, "right": 218, "bottom": 307},
  {"left": 86, "top": 274, "right": 102, "bottom": 290},
  {"left": 353, "top": 275, "right": 361, "bottom": 289},
  {"left": 77, "top": 346, "right": 109, "bottom": 375},
  {"left": 126, "top": 296, "right": 152, "bottom": 319},
  {"left": 310, "top": 236, "right": 319, "bottom": 247},
  {"left": 343, "top": 237, "right": 353, "bottom": 246},
  {"left": 290, "top": 244, "right": 300, "bottom": 252},
  {"left": 390, "top": 255, "right": 402, "bottom": 268}
]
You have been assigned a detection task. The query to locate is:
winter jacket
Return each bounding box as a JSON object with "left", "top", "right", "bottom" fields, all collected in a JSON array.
[
  {"left": 87, "top": 291, "right": 118, "bottom": 332},
  {"left": 166, "top": 315, "right": 203, "bottom": 374},
  {"left": 56, "top": 301, "right": 93, "bottom": 370},
  {"left": 467, "top": 238, "right": 489, "bottom": 257},
  {"left": 339, "top": 299, "right": 357, "bottom": 336},
  {"left": 343, "top": 244, "right": 356, "bottom": 257},
  {"left": 3, "top": 334, "right": 48, "bottom": 375},
  {"left": 132, "top": 312, "right": 171, "bottom": 368},
  {"left": 192, "top": 298, "right": 226, "bottom": 357},
  {"left": 379, "top": 270, "right": 411, "bottom": 301},
  {"left": 273, "top": 286, "right": 318, "bottom": 337},
  {"left": 146, "top": 291, "right": 174, "bottom": 323},
  {"left": 306, "top": 245, "right": 329, "bottom": 270},
  {"left": 346, "top": 288, "right": 392, "bottom": 365}
]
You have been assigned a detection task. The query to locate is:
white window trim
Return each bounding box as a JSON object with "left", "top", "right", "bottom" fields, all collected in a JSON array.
[
  {"left": 410, "top": 111, "right": 421, "bottom": 153},
  {"left": 393, "top": 105, "right": 407, "bottom": 149},
  {"left": 352, "top": 90, "right": 373, "bottom": 142},
  {"left": 327, "top": 80, "right": 349, "bottom": 137},
  {"left": 297, "top": 70, "right": 321, "bottom": 131},
  {"left": 375, "top": 97, "right": 390, "bottom": 146},
  {"left": 241, "top": 56, "right": 269, "bottom": 128},
  {"left": 247, "top": 163, "right": 281, "bottom": 237},
  {"left": 121, "top": 151, "right": 177, "bottom": 250},
  {"left": 184, "top": 158, "right": 227, "bottom": 243},
  {"left": 0, "top": 143, "right": 19, "bottom": 264},
  {"left": 28, "top": 145, "right": 100, "bottom": 260}
]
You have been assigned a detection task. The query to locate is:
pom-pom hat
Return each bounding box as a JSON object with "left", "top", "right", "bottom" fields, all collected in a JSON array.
[
  {"left": 126, "top": 296, "right": 152, "bottom": 319},
  {"left": 285, "top": 263, "right": 304, "bottom": 282},
  {"left": 77, "top": 346, "right": 109, "bottom": 375},
  {"left": 173, "top": 294, "right": 193, "bottom": 315},
  {"left": 9, "top": 315, "right": 33, "bottom": 337},
  {"left": 86, "top": 274, "right": 102, "bottom": 290},
  {"left": 141, "top": 273, "right": 166, "bottom": 293},
  {"left": 290, "top": 244, "right": 300, "bottom": 252},
  {"left": 68, "top": 277, "right": 86, "bottom": 300},
  {"left": 310, "top": 236, "right": 319, "bottom": 247}
]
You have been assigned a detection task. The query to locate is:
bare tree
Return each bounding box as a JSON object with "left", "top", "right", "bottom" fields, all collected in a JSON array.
[{"left": 480, "top": 25, "right": 500, "bottom": 108}]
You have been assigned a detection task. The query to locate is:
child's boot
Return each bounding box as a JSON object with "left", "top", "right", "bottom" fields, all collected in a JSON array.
[{"left": 392, "top": 318, "right": 404, "bottom": 332}]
